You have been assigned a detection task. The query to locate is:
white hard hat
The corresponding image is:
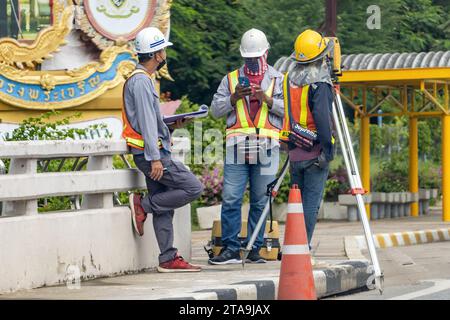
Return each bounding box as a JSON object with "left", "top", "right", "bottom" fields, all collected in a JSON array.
[
  {"left": 239, "top": 28, "right": 270, "bottom": 58},
  {"left": 134, "top": 27, "right": 173, "bottom": 54}
]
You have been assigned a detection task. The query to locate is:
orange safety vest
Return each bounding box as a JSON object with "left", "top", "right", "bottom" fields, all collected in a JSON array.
[
  {"left": 280, "top": 72, "right": 316, "bottom": 141},
  {"left": 226, "top": 69, "right": 279, "bottom": 140},
  {"left": 121, "top": 69, "right": 163, "bottom": 150}
]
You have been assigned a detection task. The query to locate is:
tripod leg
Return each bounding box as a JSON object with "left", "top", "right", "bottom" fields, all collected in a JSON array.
[
  {"left": 332, "top": 93, "right": 384, "bottom": 294},
  {"left": 241, "top": 158, "right": 290, "bottom": 267}
]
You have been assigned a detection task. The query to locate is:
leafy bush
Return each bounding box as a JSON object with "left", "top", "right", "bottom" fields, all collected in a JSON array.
[
  {"left": 324, "top": 166, "right": 351, "bottom": 201},
  {"left": 373, "top": 152, "right": 409, "bottom": 192},
  {"left": 173, "top": 95, "right": 226, "bottom": 174},
  {"left": 3, "top": 111, "right": 110, "bottom": 141},
  {"left": 419, "top": 161, "right": 441, "bottom": 191}
]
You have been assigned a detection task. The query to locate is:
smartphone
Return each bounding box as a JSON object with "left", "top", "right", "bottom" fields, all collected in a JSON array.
[{"left": 238, "top": 76, "right": 250, "bottom": 87}]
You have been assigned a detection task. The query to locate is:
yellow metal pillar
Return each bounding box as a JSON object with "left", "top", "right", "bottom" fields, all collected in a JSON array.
[
  {"left": 360, "top": 89, "right": 371, "bottom": 219},
  {"left": 409, "top": 88, "right": 419, "bottom": 217},
  {"left": 443, "top": 84, "right": 450, "bottom": 222},
  {"left": 409, "top": 117, "right": 419, "bottom": 216}
]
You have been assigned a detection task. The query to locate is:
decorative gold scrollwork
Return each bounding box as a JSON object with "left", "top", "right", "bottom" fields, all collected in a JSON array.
[{"left": 0, "top": 3, "right": 73, "bottom": 69}]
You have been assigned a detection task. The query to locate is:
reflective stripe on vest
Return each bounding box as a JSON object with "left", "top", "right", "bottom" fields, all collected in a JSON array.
[
  {"left": 122, "top": 69, "right": 165, "bottom": 150},
  {"left": 226, "top": 69, "right": 278, "bottom": 139},
  {"left": 280, "top": 72, "right": 313, "bottom": 141}
]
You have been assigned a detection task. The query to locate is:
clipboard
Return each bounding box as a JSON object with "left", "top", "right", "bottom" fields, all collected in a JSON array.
[{"left": 163, "top": 104, "right": 209, "bottom": 125}]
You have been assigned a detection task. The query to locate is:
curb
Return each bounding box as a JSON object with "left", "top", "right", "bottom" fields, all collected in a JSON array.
[
  {"left": 351, "top": 227, "right": 450, "bottom": 250},
  {"left": 160, "top": 260, "right": 372, "bottom": 300}
]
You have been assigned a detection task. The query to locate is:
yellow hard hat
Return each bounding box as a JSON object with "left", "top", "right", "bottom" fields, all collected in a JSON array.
[{"left": 293, "top": 29, "right": 330, "bottom": 63}]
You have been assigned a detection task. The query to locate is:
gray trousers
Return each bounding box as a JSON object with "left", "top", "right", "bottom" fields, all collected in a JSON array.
[{"left": 133, "top": 154, "right": 204, "bottom": 264}]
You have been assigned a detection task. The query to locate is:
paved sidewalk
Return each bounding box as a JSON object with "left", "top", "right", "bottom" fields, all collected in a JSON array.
[{"left": 1, "top": 209, "right": 447, "bottom": 300}]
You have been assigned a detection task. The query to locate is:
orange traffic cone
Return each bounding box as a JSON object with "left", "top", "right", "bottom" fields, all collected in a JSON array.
[{"left": 278, "top": 184, "right": 316, "bottom": 300}]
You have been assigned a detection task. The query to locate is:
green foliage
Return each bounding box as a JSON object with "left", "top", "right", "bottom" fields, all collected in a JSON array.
[
  {"left": 38, "top": 197, "right": 73, "bottom": 213},
  {"left": 162, "top": 0, "right": 250, "bottom": 105},
  {"left": 3, "top": 111, "right": 111, "bottom": 141},
  {"left": 112, "top": 154, "right": 137, "bottom": 206},
  {"left": 189, "top": 199, "right": 202, "bottom": 231},
  {"left": 324, "top": 165, "right": 350, "bottom": 201},
  {"left": 419, "top": 161, "right": 441, "bottom": 191},
  {"left": 339, "top": 0, "right": 449, "bottom": 53},
  {"left": 338, "top": 0, "right": 404, "bottom": 53},
  {"left": 373, "top": 152, "right": 409, "bottom": 192},
  {"left": 418, "top": 118, "right": 442, "bottom": 162},
  {"left": 163, "top": 1, "right": 448, "bottom": 214},
  {"left": 241, "top": 0, "right": 324, "bottom": 65},
  {"left": 366, "top": 116, "right": 442, "bottom": 193},
  {"left": 173, "top": 96, "right": 226, "bottom": 176},
  {"left": 163, "top": 0, "right": 449, "bottom": 105},
  {"left": 324, "top": 179, "right": 343, "bottom": 202},
  {"left": 396, "top": 0, "right": 450, "bottom": 51}
]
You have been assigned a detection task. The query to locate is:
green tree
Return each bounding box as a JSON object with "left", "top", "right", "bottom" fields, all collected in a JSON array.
[
  {"left": 162, "top": 0, "right": 252, "bottom": 105},
  {"left": 395, "top": 0, "right": 450, "bottom": 51},
  {"left": 338, "top": 0, "right": 449, "bottom": 53},
  {"left": 164, "top": 0, "right": 449, "bottom": 104}
]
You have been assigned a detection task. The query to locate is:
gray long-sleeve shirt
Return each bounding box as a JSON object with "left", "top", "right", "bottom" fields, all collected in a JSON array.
[
  {"left": 123, "top": 64, "right": 172, "bottom": 161},
  {"left": 211, "top": 65, "right": 284, "bottom": 149}
]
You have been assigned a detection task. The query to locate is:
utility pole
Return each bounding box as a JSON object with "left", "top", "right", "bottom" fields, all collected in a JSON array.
[{"left": 320, "top": 0, "right": 337, "bottom": 37}]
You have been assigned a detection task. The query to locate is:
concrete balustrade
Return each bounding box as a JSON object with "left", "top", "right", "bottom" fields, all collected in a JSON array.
[
  {"left": 338, "top": 194, "right": 372, "bottom": 221},
  {"left": 338, "top": 189, "right": 439, "bottom": 221},
  {"left": 419, "top": 188, "right": 439, "bottom": 215},
  {"left": 0, "top": 138, "right": 192, "bottom": 294}
]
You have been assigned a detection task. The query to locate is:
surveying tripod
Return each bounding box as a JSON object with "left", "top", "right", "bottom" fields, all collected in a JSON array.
[{"left": 241, "top": 37, "right": 384, "bottom": 294}]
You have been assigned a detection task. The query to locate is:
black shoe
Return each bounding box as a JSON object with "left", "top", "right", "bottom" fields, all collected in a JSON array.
[
  {"left": 245, "top": 249, "right": 266, "bottom": 264},
  {"left": 208, "top": 248, "right": 242, "bottom": 265}
]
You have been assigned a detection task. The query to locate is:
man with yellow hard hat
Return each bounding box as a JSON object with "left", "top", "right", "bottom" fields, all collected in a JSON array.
[{"left": 280, "top": 29, "right": 335, "bottom": 249}]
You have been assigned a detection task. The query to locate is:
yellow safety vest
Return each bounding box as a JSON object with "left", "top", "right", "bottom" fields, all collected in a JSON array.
[
  {"left": 279, "top": 72, "right": 335, "bottom": 145},
  {"left": 226, "top": 69, "right": 279, "bottom": 140}
]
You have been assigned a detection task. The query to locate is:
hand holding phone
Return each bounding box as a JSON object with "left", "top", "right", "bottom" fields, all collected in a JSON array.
[
  {"left": 238, "top": 76, "right": 250, "bottom": 87},
  {"left": 231, "top": 76, "right": 252, "bottom": 106}
]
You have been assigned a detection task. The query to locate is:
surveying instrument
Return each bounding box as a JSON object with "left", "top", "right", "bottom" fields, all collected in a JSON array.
[{"left": 241, "top": 37, "right": 384, "bottom": 294}]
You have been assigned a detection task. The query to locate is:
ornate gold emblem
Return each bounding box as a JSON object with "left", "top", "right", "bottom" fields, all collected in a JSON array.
[{"left": 0, "top": 0, "right": 173, "bottom": 111}]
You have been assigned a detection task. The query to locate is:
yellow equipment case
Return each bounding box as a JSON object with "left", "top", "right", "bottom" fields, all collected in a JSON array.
[{"left": 209, "top": 220, "right": 281, "bottom": 260}]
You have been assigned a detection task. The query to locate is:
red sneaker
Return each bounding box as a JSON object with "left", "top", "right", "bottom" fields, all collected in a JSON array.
[
  {"left": 157, "top": 255, "right": 202, "bottom": 273},
  {"left": 129, "top": 193, "right": 147, "bottom": 236}
]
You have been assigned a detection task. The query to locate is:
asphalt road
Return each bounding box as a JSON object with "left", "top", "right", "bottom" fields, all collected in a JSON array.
[{"left": 326, "top": 241, "right": 450, "bottom": 300}]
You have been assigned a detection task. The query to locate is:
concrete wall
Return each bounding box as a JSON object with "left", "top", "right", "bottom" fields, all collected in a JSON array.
[
  {"left": 0, "top": 138, "right": 193, "bottom": 294},
  {"left": 0, "top": 206, "right": 191, "bottom": 294}
]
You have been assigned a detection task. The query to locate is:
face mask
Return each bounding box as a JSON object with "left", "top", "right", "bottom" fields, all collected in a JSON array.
[
  {"left": 245, "top": 58, "right": 260, "bottom": 73},
  {"left": 244, "top": 50, "right": 268, "bottom": 76},
  {"left": 156, "top": 58, "right": 167, "bottom": 71}
]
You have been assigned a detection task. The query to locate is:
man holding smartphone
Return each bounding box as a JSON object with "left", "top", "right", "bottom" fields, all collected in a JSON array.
[
  {"left": 210, "top": 28, "right": 284, "bottom": 265},
  {"left": 122, "top": 27, "right": 204, "bottom": 273}
]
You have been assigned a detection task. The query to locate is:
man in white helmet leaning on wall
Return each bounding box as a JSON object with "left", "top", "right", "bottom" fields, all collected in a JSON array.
[
  {"left": 210, "top": 28, "right": 284, "bottom": 265},
  {"left": 123, "top": 27, "right": 204, "bottom": 273}
]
